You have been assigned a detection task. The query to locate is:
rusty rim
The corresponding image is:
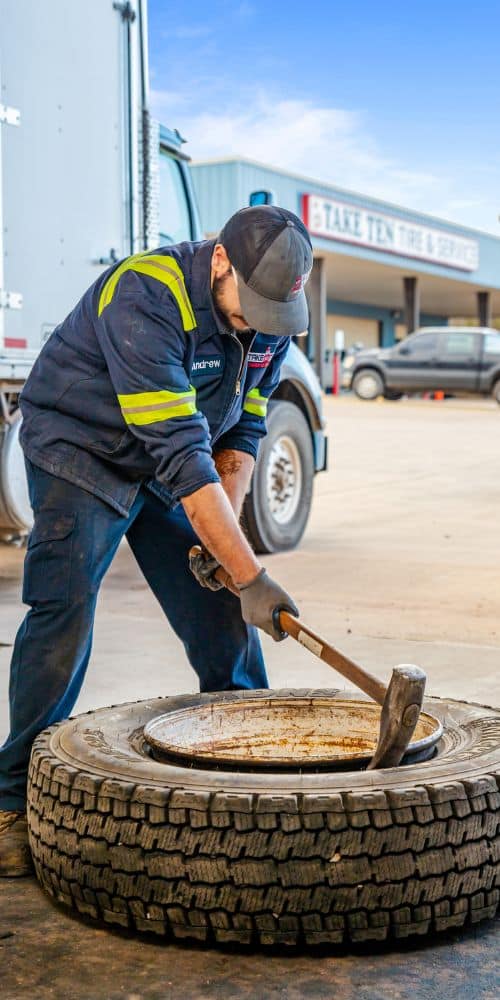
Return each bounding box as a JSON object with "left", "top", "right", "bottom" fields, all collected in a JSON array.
[{"left": 143, "top": 697, "right": 443, "bottom": 771}]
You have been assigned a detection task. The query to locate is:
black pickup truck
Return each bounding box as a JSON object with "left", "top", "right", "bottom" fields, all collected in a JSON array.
[{"left": 342, "top": 327, "right": 500, "bottom": 403}]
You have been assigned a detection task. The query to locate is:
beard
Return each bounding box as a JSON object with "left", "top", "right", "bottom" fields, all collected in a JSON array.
[
  {"left": 212, "top": 267, "right": 233, "bottom": 315},
  {"left": 212, "top": 268, "right": 251, "bottom": 331}
]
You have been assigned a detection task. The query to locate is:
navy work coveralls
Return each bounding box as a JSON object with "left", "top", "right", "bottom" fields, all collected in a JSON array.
[{"left": 0, "top": 239, "right": 291, "bottom": 810}]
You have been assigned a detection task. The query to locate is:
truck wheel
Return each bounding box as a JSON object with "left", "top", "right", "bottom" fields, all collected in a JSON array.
[
  {"left": 352, "top": 369, "right": 384, "bottom": 401},
  {"left": 492, "top": 380, "right": 500, "bottom": 405},
  {"left": 242, "top": 401, "right": 314, "bottom": 554},
  {"left": 28, "top": 690, "right": 500, "bottom": 947},
  {"left": 384, "top": 390, "right": 403, "bottom": 401},
  {"left": 0, "top": 411, "right": 33, "bottom": 536}
]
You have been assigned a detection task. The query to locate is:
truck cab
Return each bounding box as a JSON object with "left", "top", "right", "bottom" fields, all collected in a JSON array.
[{"left": 0, "top": 1, "right": 326, "bottom": 548}]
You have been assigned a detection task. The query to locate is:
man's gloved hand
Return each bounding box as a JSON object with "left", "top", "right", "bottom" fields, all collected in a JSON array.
[
  {"left": 188, "top": 547, "right": 223, "bottom": 592},
  {"left": 239, "top": 569, "right": 299, "bottom": 641}
]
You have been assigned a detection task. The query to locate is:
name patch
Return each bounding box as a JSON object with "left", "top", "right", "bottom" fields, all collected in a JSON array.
[
  {"left": 248, "top": 345, "right": 275, "bottom": 368},
  {"left": 191, "top": 355, "right": 225, "bottom": 378}
]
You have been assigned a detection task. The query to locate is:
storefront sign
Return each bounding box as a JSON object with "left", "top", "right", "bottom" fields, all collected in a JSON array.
[{"left": 302, "top": 194, "right": 479, "bottom": 271}]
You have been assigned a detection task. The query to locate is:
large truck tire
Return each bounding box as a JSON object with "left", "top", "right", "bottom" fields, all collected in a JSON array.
[
  {"left": 243, "top": 402, "right": 314, "bottom": 554},
  {"left": 27, "top": 689, "right": 500, "bottom": 947}
]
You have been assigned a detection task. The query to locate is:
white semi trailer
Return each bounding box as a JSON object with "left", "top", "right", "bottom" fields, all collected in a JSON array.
[{"left": 0, "top": 0, "right": 326, "bottom": 550}]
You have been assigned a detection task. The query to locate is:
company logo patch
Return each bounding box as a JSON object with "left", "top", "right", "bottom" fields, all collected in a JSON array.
[
  {"left": 191, "top": 354, "right": 225, "bottom": 379},
  {"left": 248, "top": 345, "right": 275, "bottom": 368},
  {"left": 289, "top": 267, "right": 312, "bottom": 297}
]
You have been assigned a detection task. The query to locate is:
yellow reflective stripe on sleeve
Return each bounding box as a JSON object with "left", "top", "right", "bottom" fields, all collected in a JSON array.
[
  {"left": 97, "top": 253, "right": 197, "bottom": 331},
  {"left": 243, "top": 388, "right": 268, "bottom": 418},
  {"left": 117, "top": 386, "right": 197, "bottom": 426}
]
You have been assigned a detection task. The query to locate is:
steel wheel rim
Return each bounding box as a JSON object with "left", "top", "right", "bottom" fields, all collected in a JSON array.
[
  {"left": 265, "top": 434, "right": 302, "bottom": 525},
  {"left": 143, "top": 697, "right": 443, "bottom": 771}
]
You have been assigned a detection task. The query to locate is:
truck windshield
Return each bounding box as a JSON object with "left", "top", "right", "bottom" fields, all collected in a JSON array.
[{"left": 159, "top": 153, "right": 192, "bottom": 245}]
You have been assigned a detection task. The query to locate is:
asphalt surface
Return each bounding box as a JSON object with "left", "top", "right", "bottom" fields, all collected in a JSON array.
[{"left": 1, "top": 394, "right": 499, "bottom": 998}]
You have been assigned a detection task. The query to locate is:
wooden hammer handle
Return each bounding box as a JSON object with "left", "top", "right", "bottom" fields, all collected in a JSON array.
[
  {"left": 276, "top": 610, "right": 386, "bottom": 706},
  {"left": 192, "top": 547, "right": 387, "bottom": 706}
]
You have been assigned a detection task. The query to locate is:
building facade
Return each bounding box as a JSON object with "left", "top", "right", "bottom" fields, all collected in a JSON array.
[{"left": 191, "top": 158, "right": 500, "bottom": 389}]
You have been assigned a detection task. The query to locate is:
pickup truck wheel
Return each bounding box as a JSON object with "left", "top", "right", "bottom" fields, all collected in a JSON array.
[
  {"left": 384, "top": 389, "right": 403, "bottom": 401},
  {"left": 242, "top": 401, "right": 314, "bottom": 554},
  {"left": 492, "top": 380, "right": 500, "bottom": 405},
  {"left": 352, "top": 369, "right": 384, "bottom": 401},
  {"left": 27, "top": 690, "right": 500, "bottom": 947}
]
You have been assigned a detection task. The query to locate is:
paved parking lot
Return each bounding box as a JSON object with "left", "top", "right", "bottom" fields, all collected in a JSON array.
[{"left": 1, "top": 395, "right": 499, "bottom": 998}]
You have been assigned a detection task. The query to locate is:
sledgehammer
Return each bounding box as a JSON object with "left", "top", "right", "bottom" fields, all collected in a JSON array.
[{"left": 189, "top": 545, "right": 426, "bottom": 769}]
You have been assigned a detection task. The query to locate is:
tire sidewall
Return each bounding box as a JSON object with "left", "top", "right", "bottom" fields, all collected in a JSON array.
[{"left": 36, "top": 689, "right": 500, "bottom": 795}]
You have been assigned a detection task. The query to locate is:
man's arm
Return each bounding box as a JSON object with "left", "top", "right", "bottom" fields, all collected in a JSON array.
[
  {"left": 96, "top": 273, "right": 221, "bottom": 503},
  {"left": 182, "top": 481, "right": 298, "bottom": 640},
  {"left": 182, "top": 481, "right": 258, "bottom": 586},
  {"left": 213, "top": 448, "right": 254, "bottom": 518}
]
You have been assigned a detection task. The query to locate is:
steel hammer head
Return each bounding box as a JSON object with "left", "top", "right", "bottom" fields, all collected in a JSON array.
[{"left": 368, "top": 664, "right": 426, "bottom": 770}]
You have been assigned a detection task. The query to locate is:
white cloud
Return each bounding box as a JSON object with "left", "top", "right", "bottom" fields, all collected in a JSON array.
[{"left": 150, "top": 90, "right": 499, "bottom": 234}]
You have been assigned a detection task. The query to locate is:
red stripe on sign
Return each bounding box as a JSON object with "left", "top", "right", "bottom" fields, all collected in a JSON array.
[
  {"left": 301, "top": 193, "right": 310, "bottom": 229},
  {"left": 4, "top": 337, "right": 27, "bottom": 349}
]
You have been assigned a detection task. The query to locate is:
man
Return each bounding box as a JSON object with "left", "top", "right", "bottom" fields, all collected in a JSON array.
[{"left": 0, "top": 205, "right": 313, "bottom": 875}]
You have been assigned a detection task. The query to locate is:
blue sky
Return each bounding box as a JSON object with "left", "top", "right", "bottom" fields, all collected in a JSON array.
[{"left": 148, "top": 0, "right": 500, "bottom": 233}]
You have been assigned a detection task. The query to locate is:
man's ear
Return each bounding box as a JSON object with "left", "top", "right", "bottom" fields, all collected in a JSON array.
[{"left": 211, "top": 243, "right": 231, "bottom": 279}]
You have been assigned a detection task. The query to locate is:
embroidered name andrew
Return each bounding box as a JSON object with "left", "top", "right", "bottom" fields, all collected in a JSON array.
[{"left": 191, "top": 355, "right": 225, "bottom": 376}]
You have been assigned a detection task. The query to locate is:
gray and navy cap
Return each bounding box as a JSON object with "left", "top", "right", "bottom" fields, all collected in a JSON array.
[{"left": 218, "top": 205, "right": 313, "bottom": 336}]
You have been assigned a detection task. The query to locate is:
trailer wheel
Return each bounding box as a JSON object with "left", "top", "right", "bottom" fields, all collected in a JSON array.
[
  {"left": 243, "top": 401, "right": 314, "bottom": 554},
  {"left": 28, "top": 690, "right": 500, "bottom": 947}
]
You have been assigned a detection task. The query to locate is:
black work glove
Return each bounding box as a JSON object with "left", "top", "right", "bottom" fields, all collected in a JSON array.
[
  {"left": 188, "top": 547, "right": 223, "bottom": 592},
  {"left": 239, "top": 569, "right": 299, "bottom": 641}
]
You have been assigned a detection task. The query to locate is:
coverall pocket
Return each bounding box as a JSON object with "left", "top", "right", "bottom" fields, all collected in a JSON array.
[{"left": 22, "top": 511, "right": 76, "bottom": 607}]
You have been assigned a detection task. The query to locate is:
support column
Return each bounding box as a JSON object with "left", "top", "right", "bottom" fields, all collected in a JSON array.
[
  {"left": 403, "top": 276, "right": 420, "bottom": 335},
  {"left": 477, "top": 291, "right": 491, "bottom": 328},
  {"left": 306, "top": 257, "right": 327, "bottom": 387}
]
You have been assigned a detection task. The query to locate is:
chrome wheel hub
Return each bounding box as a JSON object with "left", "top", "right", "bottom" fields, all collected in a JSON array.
[
  {"left": 265, "top": 435, "right": 302, "bottom": 525},
  {"left": 357, "top": 374, "right": 379, "bottom": 399}
]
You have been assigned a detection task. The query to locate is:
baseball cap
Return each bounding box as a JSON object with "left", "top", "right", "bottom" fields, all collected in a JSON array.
[{"left": 218, "top": 205, "right": 313, "bottom": 336}]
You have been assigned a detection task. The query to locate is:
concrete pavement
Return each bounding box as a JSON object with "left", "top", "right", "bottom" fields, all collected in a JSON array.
[
  {"left": 0, "top": 394, "right": 499, "bottom": 998},
  {"left": 2, "top": 394, "right": 499, "bottom": 726}
]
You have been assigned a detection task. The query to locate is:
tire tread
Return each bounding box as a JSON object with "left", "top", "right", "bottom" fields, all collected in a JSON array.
[{"left": 28, "top": 718, "right": 500, "bottom": 946}]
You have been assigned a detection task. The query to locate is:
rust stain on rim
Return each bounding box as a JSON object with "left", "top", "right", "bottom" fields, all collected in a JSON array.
[{"left": 143, "top": 697, "right": 443, "bottom": 770}]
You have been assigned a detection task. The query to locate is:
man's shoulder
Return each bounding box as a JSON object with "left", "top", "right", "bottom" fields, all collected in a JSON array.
[
  {"left": 96, "top": 243, "right": 210, "bottom": 330},
  {"left": 149, "top": 240, "right": 208, "bottom": 273}
]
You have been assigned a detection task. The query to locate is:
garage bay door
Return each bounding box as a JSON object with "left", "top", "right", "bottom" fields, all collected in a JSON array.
[{"left": 327, "top": 315, "right": 380, "bottom": 352}]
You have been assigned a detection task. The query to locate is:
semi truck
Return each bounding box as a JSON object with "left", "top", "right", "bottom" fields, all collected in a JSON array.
[{"left": 0, "top": 0, "right": 326, "bottom": 551}]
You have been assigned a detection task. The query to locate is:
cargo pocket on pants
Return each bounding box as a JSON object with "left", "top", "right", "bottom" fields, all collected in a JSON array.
[{"left": 22, "top": 511, "right": 76, "bottom": 607}]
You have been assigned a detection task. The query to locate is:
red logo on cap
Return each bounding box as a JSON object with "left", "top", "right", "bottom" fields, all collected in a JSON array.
[{"left": 291, "top": 275, "right": 303, "bottom": 294}]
